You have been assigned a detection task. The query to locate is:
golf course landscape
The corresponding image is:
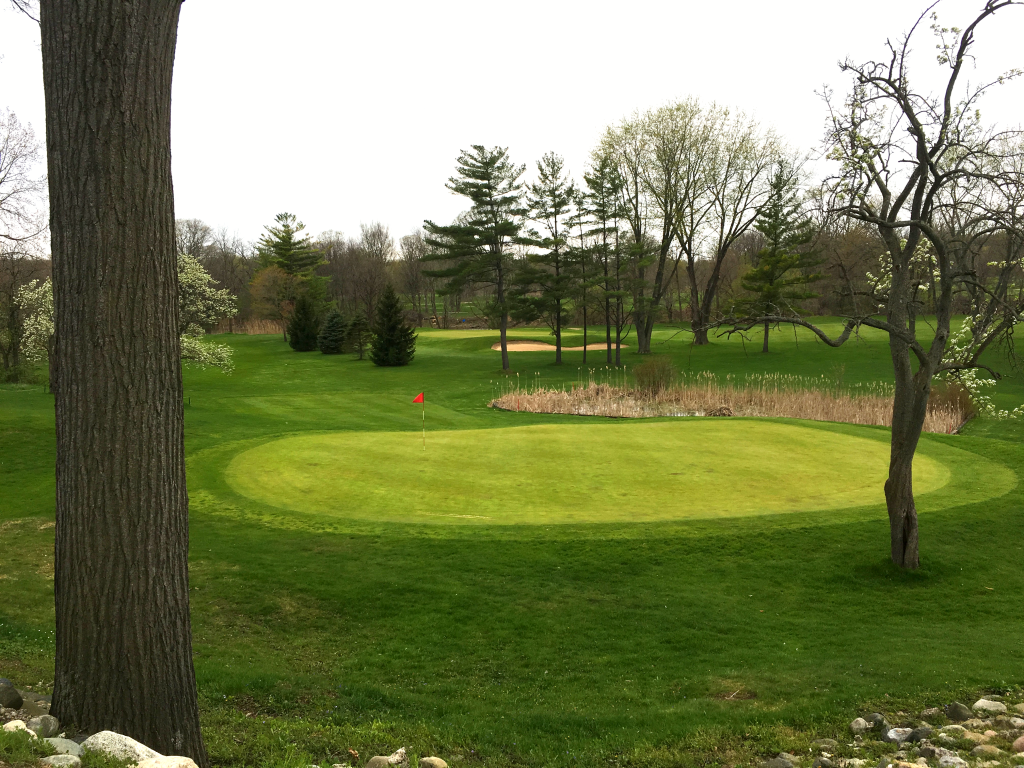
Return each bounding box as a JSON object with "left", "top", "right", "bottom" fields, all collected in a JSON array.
[{"left": 3, "top": 321, "right": 1024, "bottom": 767}]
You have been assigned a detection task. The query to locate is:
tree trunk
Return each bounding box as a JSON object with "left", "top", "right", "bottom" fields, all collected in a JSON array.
[
  {"left": 41, "top": 2, "right": 208, "bottom": 763},
  {"left": 762, "top": 321, "right": 770, "bottom": 353},
  {"left": 885, "top": 367, "right": 929, "bottom": 570},
  {"left": 554, "top": 300, "right": 562, "bottom": 364}
]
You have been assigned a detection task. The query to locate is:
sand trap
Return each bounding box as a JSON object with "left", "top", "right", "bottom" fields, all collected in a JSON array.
[{"left": 492, "top": 340, "right": 630, "bottom": 352}]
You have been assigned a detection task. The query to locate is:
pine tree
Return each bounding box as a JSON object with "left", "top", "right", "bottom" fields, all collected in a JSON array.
[
  {"left": 348, "top": 312, "right": 370, "bottom": 360},
  {"left": 258, "top": 213, "right": 324, "bottom": 276},
  {"left": 317, "top": 309, "right": 347, "bottom": 354},
  {"left": 423, "top": 145, "right": 527, "bottom": 371},
  {"left": 511, "top": 152, "right": 577, "bottom": 364},
  {"left": 287, "top": 293, "right": 320, "bottom": 351},
  {"left": 738, "top": 162, "right": 822, "bottom": 352},
  {"left": 369, "top": 285, "right": 417, "bottom": 366}
]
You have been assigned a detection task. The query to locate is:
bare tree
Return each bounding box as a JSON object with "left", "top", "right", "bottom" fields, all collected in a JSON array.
[
  {"left": 724, "top": 0, "right": 1024, "bottom": 569},
  {"left": 0, "top": 109, "right": 47, "bottom": 244},
  {"left": 399, "top": 230, "right": 429, "bottom": 326},
  {"left": 174, "top": 217, "right": 212, "bottom": 259},
  {"left": 41, "top": 0, "right": 207, "bottom": 760}
]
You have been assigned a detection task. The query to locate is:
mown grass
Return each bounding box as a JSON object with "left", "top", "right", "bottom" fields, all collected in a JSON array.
[{"left": 2, "top": 320, "right": 1023, "bottom": 767}]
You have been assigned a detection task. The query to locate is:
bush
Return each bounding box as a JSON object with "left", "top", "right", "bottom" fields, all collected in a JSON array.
[
  {"left": 287, "top": 294, "right": 319, "bottom": 352},
  {"left": 348, "top": 312, "right": 370, "bottom": 360},
  {"left": 633, "top": 356, "right": 675, "bottom": 395},
  {"left": 370, "top": 285, "right": 416, "bottom": 366},
  {"left": 317, "top": 310, "right": 347, "bottom": 354}
]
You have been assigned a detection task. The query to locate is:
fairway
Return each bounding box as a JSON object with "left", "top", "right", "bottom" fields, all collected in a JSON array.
[{"left": 227, "top": 420, "right": 955, "bottom": 524}]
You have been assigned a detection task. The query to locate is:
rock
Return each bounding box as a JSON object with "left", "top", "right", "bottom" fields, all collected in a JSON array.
[
  {"left": 937, "top": 756, "right": 967, "bottom": 768},
  {"left": 81, "top": 731, "right": 162, "bottom": 763},
  {"left": 850, "top": 718, "right": 871, "bottom": 735},
  {"left": 0, "top": 679, "right": 23, "bottom": 710},
  {"left": 763, "top": 758, "right": 794, "bottom": 768},
  {"left": 914, "top": 760, "right": 928, "bottom": 767},
  {"left": 961, "top": 730, "right": 989, "bottom": 743},
  {"left": 842, "top": 760, "right": 868, "bottom": 768},
  {"left": 885, "top": 728, "right": 914, "bottom": 744},
  {"left": 27, "top": 714, "right": 60, "bottom": 738},
  {"left": 46, "top": 738, "right": 85, "bottom": 757},
  {"left": 974, "top": 699, "right": 1008, "bottom": 714},
  {"left": 945, "top": 702, "right": 973, "bottom": 722},
  {"left": 1013, "top": 735, "right": 1024, "bottom": 753},
  {"left": 2, "top": 720, "right": 36, "bottom": 738},
  {"left": 908, "top": 727, "right": 932, "bottom": 743},
  {"left": 365, "top": 759, "right": 391, "bottom": 768},
  {"left": 875, "top": 757, "right": 892, "bottom": 768},
  {"left": 1015, "top": 703, "right": 1024, "bottom": 715},
  {"left": 778, "top": 753, "right": 800, "bottom": 763},
  {"left": 41, "top": 756, "right": 81, "bottom": 768},
  {"left": 419, "top": 760, "right": 448, "bottom": 768},
  {"left": 813, "top": 758, "right": 833, "bottom": 768},
  {"left": 137, "top": 757, "right": 201, "bottom": 768},
  {"left": 1006, "top": 716, "right": 1024, "bottom": 728},
  {"left": 386, "top": 748, "right": 408, "bottom": 766},
  {"left": 918, "top": 746, "right": 937, "bottom": 758},
  {"left": 814, "top": 739, "right": 840, "bottom": 750},
  {"left": 940, "top": 725, "right": 965, "bottom": 734},
  {"left": 971, "top": 745, "right": 1003, "bottom": 757},
  {"left": 963, "top": 718, "right": 989, "bottom": 730},
  {"left": 920, "top": 708, "right": 944, "bottom": 723},
  {"left": 868, "top": 714, "right": 893, "bottom": 735}
]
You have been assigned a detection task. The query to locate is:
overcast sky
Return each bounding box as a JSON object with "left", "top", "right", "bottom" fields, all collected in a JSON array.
[{"left": 2, "top": 0, "right": 1022, "bottom": 248}]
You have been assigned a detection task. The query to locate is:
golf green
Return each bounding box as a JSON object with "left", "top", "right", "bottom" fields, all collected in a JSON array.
[{"left": 223, "top": 420, "right": 981, "bottom": 525}]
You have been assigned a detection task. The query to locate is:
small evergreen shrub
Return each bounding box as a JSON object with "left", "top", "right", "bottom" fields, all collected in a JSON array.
[
  {"left": 317, "top": 310, "right": 347, "bottom": 354},
  {"left": 370, "top": 285, "right": 417, "bottom": 366},
  {"left": 348, "top": 312, "right": 370, "bottom": 360},
  {"left": 287, "top": 293, "right": 319, "bottom": 352},
  {"left": 633, "top": 356, "right": 675, "bottom": 395}
]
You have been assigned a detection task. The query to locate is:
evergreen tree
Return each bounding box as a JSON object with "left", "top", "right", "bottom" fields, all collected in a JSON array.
[
  {"left": 258, "top": 212, "right": 324, "bottom": 276},
  {"left": 738, "top": 162, "right": 822, "bottom": 352},
  {"left": 317, "top": 309, "right": 347, "bottom": 354},
  {"left": 583, "top": 154, "right": 627, "bottom": 366},
  {"left": 348, "top": 311, "right": 370, "bottom": 360},
  {"left": 369, "top": 284, "right": 417, "bottom": 366},
  {"left": 511, "top": 152, "right": 577, "bottom": 364},
  {"left": 423, "top": 145, "right": 528, "bottom": 371},
  {"left": 287, "top": 293, "right": 320, "bottom": 351}
]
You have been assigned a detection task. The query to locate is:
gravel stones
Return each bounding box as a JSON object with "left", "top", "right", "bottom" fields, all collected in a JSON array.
[
  {"left": 970, "top": 745, "right": 1003, "bottom": 757},
  {"left": 46, "top": 737, "right": 85, "bottom": 757},
  {"left": 762, "top": 757, "right": 794, "bottom": 768},
  {"left": 850, "top": 718, "right": 871, "bottom": 735},
  {"left": 137, "top": 757, "right": 200, "bottom": 768},
  {"left": 973, "top": 699, "right": 1007, "bottom": 714},
  {"left": 945, "top": 702, "right": 973, "bottom": 722},
  {"left": 885, "top": 728, "right": 913, "bottom": 744},
  {"left": 938, "top": 756, "right": 967, "bottom": 768},
  {"left": 419, "top": 760, "right": 448, "bottom": 768},
  {"left": 81, "top": 730, "right": 162, "bottom": 762},
  {"left": 0, "top": 679, "right": 23, "bottom": 710},
  {"left": 1013, "top": 735, "right": 1024, "bottom": 753},
  {"left": 812, "top": 757, "right": 833, "bottom": 768},
  {"left": 41, "top": 756, "right": 81, "bottom": 768},
  {"left": 27, "top": 714, "right": 60, "bottom": 737}
]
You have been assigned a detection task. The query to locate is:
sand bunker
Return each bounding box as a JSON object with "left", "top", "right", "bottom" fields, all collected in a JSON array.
[{"left": 492, "top": 340, "right": 630, "bottom": 352}]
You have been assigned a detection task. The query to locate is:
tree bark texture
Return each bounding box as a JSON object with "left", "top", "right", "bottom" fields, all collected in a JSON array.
[{"left": 41, "top": 1, "right": 207, "bottom": 762}]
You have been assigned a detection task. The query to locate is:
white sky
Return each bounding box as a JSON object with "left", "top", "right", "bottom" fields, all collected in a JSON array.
[{"left": 2, "top": 0, "right": 1023, "bottom": 247}]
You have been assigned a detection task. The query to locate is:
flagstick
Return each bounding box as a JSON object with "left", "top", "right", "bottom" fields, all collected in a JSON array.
[{"left": 421, "top": 399, "right": 425, "bottom": 451}]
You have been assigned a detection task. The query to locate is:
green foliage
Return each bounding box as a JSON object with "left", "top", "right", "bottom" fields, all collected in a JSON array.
[
  {"left": 286, "top": 293, "right": 319, "bottom": 352},
  {"left": 0, "top": 729, "right": 54, "bottom": 766},
  {"left": 369, "top": 285, "right": 416, "bottom": 366},
  {"left": 258, "top": 213, "right": 324, "bottom": 276},
  {"left": 347, "top": 311, "right": 370, "bottom": 360},
  {"left": 738, "top": 162, "right": 823, "bottom": 351},
  {"left": 317, "top": 310, "right": 347, "bottom": 355}
]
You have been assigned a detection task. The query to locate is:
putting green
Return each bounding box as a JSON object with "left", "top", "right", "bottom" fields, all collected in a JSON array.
[{"left": 221, "top": 420, "right": 994, "bottom": 525}]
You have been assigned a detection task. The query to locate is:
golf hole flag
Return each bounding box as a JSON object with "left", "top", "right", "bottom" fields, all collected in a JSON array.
[{"left": 414, "top": 392, "right": 425, "bottom": 449}]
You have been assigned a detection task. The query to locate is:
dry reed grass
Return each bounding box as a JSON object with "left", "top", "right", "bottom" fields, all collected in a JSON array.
[
  {"left": 211, "top": 318, "right": 284, "bottom": 335},
  {"left": 490, "top": 371, "right": 973, "bottom": 435}
]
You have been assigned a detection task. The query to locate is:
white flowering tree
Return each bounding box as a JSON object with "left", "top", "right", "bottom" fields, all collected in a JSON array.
[{"left": 21, "top": 256, "right": 238, "bottom": 377}]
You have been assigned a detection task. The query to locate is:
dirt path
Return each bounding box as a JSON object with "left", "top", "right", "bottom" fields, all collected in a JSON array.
[{"left": 491, "top": 340, "right": 630, "bottom": 352}]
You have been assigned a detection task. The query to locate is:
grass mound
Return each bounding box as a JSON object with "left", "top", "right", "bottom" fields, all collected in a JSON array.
[{"left": 225, "top": 421, "right": 959, "bottom": 525}]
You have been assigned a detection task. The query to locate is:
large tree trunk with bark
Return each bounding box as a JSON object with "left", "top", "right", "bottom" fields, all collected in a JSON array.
[{"left": 41, "top": 1, "right": 208, "bottom": 763}]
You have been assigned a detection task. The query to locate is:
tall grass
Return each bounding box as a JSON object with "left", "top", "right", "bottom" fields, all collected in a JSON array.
[
  {"left": 211, "top": 318, "right": 284, "bottom": 335},
  {"left": 490, "top": 369, "right": 974, "bottom": 434}
]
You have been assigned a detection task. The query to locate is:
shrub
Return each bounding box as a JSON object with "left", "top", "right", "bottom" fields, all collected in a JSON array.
[
  {"left": 286, "top": 293, "right": 319, "bottom": 352},
  {"left": 633, "top": 356, "right": 674, "bottom": 395},
  {"left": 348, "top": 312, "right": 370, "bottom": 360},
  {"left": 370, "top": 285, "right": 416, "bottom": 366},
  {"left": 317, "top": 310, "right": 347, "bottom": 354}
]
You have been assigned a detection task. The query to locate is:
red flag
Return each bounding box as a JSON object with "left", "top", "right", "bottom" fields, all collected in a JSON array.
[{"left": 413, "top": 392, "right": 424, "bottom": 403}]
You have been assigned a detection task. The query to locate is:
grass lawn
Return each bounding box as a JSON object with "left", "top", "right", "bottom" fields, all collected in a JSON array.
[{"left": 2, "top": 319, "right": 1024, "bottom": 768}]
